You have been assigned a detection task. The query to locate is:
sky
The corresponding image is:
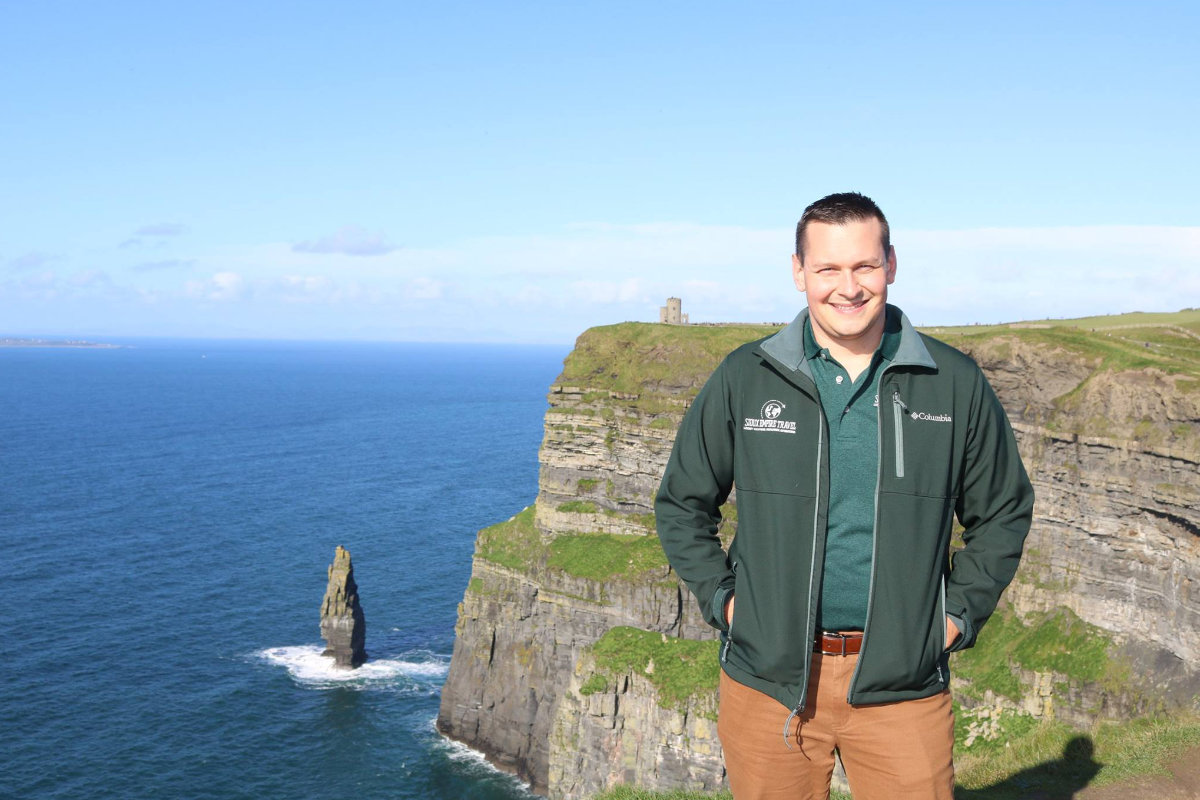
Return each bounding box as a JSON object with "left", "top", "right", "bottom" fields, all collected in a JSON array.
[{"left": 2, "top": 1, "right": 1198, "bottom": 344}]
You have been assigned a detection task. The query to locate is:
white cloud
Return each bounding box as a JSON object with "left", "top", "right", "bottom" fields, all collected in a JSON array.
[
  {"left": 187, "top": 271, "right": 245, "bottom": 302},
  {"left": 293, "top": 226, "right": 398, "bottom": 257},
  {"left": 9, "top": 222, "right": 1197, "bottom": 342}
]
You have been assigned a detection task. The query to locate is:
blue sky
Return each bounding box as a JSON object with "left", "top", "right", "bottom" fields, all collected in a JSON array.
[{"left": 3, "top": 1, "right": 1197, "bottom": 343}]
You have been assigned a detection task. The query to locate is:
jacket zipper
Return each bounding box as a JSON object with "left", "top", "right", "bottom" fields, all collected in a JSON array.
[
  {"left": 936, "top": 577, "right": 948, "bottom": 685},
  {"left": 783, "top": 399, "right": 825, "bottom": 748},
  {"left": 892, "top": 392, "right": 907, "bottom": 479}
]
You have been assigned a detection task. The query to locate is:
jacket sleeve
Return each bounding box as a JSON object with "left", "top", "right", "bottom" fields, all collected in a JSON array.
[
  {"left": 946, "top": 367, "right": 1035, "bottom": 651},
  {"left": 655, "top": 359, "right": 737, "bottom": 632}
]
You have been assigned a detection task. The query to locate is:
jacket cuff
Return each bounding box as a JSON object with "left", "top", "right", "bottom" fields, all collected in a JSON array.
[
  {"left": 945, "top": 612, "right": 974, "bottom": 653},
  {"left": 710, "top": 585, "right": 733, "bottom": 632}
]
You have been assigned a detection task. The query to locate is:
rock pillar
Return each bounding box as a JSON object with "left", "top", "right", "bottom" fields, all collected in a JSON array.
[{"left": 320, "top": 545, "right": 367, "bottom": 668}]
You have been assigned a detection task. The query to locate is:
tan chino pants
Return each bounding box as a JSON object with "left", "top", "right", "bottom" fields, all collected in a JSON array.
[{"left": 717, "top": 654, "right": 955, "bottom": 800}]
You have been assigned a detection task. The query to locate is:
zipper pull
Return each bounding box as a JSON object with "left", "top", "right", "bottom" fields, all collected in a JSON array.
[
  {"left": 893, "top": 391, "right": 907, "bottom": 412},
  {"left": 782, "top": 705, "right": 802, "bottom": 749}
]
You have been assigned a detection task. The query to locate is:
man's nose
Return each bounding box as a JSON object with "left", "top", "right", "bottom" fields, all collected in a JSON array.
[{"left": 838, "top": 271, "right": 860, "bottom": 297}]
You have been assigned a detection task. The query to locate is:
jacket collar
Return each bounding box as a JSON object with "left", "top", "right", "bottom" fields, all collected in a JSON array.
[{"left": 758, "top": 304, "right": 936, "bottom": 380}]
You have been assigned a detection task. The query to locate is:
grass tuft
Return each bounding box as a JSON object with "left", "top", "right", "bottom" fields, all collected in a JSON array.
[
  {"left": 548, "top": 532, "right": 668, "bottom": 580},
  {"left": 558, "top": 500, "right": 599, "bottom": 513},
  {"left": 585, "top": 627, "right": 720, "bottom": 715}
]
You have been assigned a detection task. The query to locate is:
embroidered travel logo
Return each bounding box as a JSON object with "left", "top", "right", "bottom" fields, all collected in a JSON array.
[
  {"left": 911, "top": 410, "right": 953, "bottom": 423},
  {"left": 744, "top": 400, "right": 797, "bottom": 434}
]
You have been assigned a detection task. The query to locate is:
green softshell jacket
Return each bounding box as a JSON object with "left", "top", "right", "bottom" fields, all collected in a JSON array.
[{"left": 655, "top": 306, "right": 1034, "bottom": 713}]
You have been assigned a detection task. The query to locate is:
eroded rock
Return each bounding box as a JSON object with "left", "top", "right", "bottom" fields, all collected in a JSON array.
[{"left": 320, "top": 545, "right": 367, "bottom": 668}]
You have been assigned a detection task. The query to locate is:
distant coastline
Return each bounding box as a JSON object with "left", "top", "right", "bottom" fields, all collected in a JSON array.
[{"left": 0, "top": 337, "right": 121, "bottom": 349}]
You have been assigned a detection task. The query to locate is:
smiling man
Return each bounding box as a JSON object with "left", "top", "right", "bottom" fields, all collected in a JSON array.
[{"left": 656, "top": 192, "right": 1034, "bottom": 799}]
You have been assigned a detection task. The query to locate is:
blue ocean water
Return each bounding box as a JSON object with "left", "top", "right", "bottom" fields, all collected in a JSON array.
[{"left": 1, "top": 339, "right": 567, "bottom": 799}]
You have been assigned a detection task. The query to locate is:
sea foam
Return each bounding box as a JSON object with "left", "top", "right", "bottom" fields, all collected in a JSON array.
[
  {"left": 258, "top": 644, "right": 449, "bottom": 688},
  {"left": 431, "top": 719, "right": 539, "bottom": 796}
]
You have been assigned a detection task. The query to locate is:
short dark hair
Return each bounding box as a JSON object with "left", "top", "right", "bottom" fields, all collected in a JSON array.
[{"left": 795, "top": 192, "right": 890, "bottom": 263}]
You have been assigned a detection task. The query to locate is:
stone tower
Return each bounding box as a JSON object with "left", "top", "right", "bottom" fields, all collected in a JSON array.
[{"left": 659, "top": 297, "right": 689, "bottom": 325}]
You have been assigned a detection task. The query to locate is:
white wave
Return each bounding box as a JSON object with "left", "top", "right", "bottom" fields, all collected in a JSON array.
[
  {"left": 258, "top": 644, "right": 449, "bottom": 687},
  {"left": 430, "top": 719, "right": 540, "bottom": 796}
]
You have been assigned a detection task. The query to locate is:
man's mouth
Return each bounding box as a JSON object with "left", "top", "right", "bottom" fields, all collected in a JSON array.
[{"left": 832, "top": 300, "right": 867, "bottom": 313}]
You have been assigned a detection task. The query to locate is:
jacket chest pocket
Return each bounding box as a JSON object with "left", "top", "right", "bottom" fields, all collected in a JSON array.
[{"left": 886, "top": 392, "right": 958, "bottom": 498}]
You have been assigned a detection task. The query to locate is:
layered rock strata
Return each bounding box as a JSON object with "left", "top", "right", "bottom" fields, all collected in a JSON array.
[
  {"left": 954, "top": 337, "right": 1200, "bottom": 668},
  {"left": 439, "top": 319, "right": 1200, "bottom": 799},
  {"left": 548, "top": 637, "right": 723, "bottom": 800},
  {"left": 320, "top": 545, "right": 367, "bottom": 668}
]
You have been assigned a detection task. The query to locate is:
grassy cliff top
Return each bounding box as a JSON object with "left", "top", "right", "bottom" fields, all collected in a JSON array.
[
  {"left": 926, "top": 308, "right": 1200, "bottom": 380},
  {"left": 555, "top": 310, "right": 1200, "bottom": 397},
  {"left": 556, "top": 322, "right": 782, "bottom": 397}
]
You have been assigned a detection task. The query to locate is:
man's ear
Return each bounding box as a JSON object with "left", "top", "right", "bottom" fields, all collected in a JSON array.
[
  {"left": 792, "top": 253, "right": 806, "bottom": 293},
  {"left": 885, "top": 245, "right": 897, "bottom": 285}
]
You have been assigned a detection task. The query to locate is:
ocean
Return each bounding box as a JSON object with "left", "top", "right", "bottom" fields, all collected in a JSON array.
[{"left": 2, "top": 339, "right": 568, "bottom": 799}]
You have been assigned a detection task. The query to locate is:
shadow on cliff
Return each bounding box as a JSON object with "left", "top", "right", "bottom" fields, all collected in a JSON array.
[{"left": 956, "top": 736, "right": 1101, "bottom": 800}]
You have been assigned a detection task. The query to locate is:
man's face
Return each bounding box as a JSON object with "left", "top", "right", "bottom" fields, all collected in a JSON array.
[{"left": 792, "top": 218, "right": 896, "bottom": 355}]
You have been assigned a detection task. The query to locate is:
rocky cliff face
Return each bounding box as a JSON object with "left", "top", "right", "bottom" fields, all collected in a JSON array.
[
  {"left": 438, "top": 318, "right": 1200, "bottom": 799},
  {"left": 952, "top": 334, "right": 1200, "bottom": 667},
  {"left": 320, "top": 545, "right": 367, "bottom": 668}
]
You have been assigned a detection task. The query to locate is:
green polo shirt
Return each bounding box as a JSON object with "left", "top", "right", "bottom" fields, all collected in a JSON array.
[{"left": 805, "top": 314, "right": 900, "bottom": 631}]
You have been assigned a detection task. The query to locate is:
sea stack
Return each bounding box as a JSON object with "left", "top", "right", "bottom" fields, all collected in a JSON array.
[{"left": 320, "top": 545, "right": 367, "bottom": 668}]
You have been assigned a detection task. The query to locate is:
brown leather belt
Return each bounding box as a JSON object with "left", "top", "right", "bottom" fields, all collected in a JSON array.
[{"left": 814, "top": 631, "right": 863, "bottom": 655}]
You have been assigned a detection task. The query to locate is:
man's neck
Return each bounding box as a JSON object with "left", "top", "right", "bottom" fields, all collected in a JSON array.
[{"left": 813, "top": 328, "right": 884, "bottom": 383}]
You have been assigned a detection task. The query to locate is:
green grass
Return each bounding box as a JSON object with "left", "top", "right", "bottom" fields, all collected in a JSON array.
[
  {"left": 928, "top": 314, "right": 1200, "bottom": 380},
  {"left": 548, "top": 532, "right": 668, "bottom": 580},
  {"left": 954, "top": 713, "right": 1200, "bottom": 796},
  {"left": 603, "top": 508, "right": 656, "bottom": 530},
  {"left": 1090, "top": 714, "right": 1200, "bottom": 784},
  {"left": 1009, "top": 609, "right": 1120, "bottom": 685},
  {"left": 953, "top": 610, "right": 1025, "bottom": 700},
  {"left": 583, "top": 627, "right": 721, "bottom": 715},
  {"left": 476, "top": 506, "right": 667, "bottom": 579},
  {"left": 557, "top": 322, "right": 781, "bottom": 398},
  {"left": 577, "top": 478, "right": 600, "bottom": 493},
  {"left": 558, "top": 500, "right": 599, "bottom": 513},
  {"left": 923, "top": 308, "right": 1200, "bottom": 336},
  {"left": 579, "top": 673, "right": 609, "bottom": 695},
  {"left": 475, "top": 506, "right": 542, "bottom": 571},
  {"left": 954, "top": 606, "right": 1125, "bottom": 701}
]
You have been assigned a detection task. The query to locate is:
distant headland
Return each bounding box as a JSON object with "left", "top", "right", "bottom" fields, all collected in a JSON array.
[{"left": 0, "top": 337, "right": 121, "bottom": 348}]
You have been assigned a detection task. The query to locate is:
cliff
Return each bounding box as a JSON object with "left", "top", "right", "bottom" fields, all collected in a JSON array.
[{"left": 437, "top": 312, "right": 1200, "bottom": 798}]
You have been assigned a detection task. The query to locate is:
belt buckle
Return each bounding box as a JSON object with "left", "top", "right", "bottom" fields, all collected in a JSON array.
[{"left": 822, "top": 631, "right": 848, "bottom": 656}]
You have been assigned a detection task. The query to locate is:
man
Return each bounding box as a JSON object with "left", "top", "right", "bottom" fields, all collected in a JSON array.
[{"left": 655, "top": 192, "right": 1034, "bottom": 799}]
